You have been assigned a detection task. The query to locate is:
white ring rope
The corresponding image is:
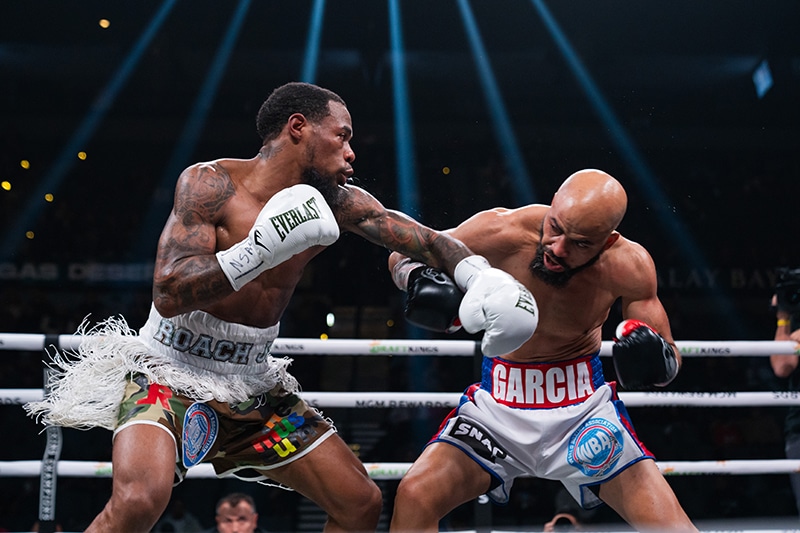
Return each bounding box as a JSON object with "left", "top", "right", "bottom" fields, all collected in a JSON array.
[
  {"left": 1, "top": 459, "right": 799, "bottom": 479},
  {"left": 4, "top": 331, "right": 800, "bottom": 503},
  {"left": 5, "top": 389, "right": 800, "bottom": 407},
  {"left": 0, "top": 332, "right": 797, "bottom": 356}
]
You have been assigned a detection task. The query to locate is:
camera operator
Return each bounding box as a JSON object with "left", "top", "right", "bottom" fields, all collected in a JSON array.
[{"left": 769, "top": 268, "right": 800, "bottom": 517}]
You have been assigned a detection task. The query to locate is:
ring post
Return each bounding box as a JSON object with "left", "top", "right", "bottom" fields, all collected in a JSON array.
[{"left": 38, "top": 335, "right": 63, "bottom": 533}]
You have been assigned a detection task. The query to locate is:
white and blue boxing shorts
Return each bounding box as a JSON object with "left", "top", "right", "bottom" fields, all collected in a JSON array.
[{"left": 429, "top": 353, "right": 654, "bottom": 509}]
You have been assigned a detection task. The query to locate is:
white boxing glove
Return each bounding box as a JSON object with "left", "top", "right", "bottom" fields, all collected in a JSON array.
[
  {"left": 216, "top": 184, "right": 339, "bottom": 290},
  {"left": 454, "top": 255, "right": 539, "bottom": 357}
]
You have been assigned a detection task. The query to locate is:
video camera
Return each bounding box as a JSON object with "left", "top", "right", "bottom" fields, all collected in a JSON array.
[{"left": 775, "top": 267, "right": 800, "bottom": 330}]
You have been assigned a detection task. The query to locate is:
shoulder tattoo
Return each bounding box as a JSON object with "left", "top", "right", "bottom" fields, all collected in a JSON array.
[{"left": 175, "top": 164, "right": 236, "bottom": 225}]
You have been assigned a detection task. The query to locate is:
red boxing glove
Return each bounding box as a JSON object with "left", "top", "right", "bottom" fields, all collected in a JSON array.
[{"left": 612, "top": 319, "right": 678, "bottom": 390}]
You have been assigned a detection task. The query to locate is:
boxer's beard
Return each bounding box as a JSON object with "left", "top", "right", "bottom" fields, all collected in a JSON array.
[
  {"left": 302, "top": 167, "right": 346, "bottom": 211},
  {"left": 529, "top": 242, "right": 602, "bottom": 288}
]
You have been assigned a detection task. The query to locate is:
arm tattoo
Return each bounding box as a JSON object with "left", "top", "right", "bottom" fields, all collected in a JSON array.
[
  {"left": 341, "top": 186, "right": 472, "bottom": 274},
  {"left": 175, "top": 165, "right": 235, "bottom": 223},
  {"left": 358, "top": 211, "right": 471, "bottom": 274},
  {"left": 153, "top": 165, "right": 237, "bottom": 311}
]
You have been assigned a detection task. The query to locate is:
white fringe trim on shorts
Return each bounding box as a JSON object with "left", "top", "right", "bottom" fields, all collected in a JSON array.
[{"left": 24, "top": 309, "right": 297, "bottom": 431}]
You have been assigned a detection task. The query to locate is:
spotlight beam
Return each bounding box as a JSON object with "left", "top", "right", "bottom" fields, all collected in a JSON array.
[
  {"left": 530, "top": 0, "right": 745, "bottom": 336},
  {"left": 389, "top": 0, "right": 419, "bottom": 215},
  {"left": 457, "top": 0, "right": 537, "bottom": 205},
  {"left": 0, "top": 0, "right": 179, "bottom": 261},
  {"left": 300, "top": 0, "right": 326, "bottom": 83},
  {"left": 133, "top": 0, "right": 252, "bottom": 257}
]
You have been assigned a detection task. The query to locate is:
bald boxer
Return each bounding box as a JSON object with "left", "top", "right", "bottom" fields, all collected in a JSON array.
[
  {"left": 26, "top": 82, "right": 537, "bottom": 533},
  {"left": 389, "top": 169, "right": 697, "bottom": 532}
]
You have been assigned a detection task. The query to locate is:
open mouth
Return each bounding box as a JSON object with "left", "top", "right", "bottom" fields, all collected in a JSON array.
[{"left": 544, "top": 251, "right": 566, "bottom": 272}]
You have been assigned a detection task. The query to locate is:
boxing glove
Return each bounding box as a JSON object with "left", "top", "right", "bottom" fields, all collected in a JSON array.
[
  {"left": 217, "top": 184, "right": 339, "bottom": 290},
  {"left": 612, "top": 319, "right": 679, "bottom": 389},
  {"left": 405, "top": 265, "right": 463, "bottom": 333},
  {"left": 454, "top": 256, "right": 539, "bottom": 357}
]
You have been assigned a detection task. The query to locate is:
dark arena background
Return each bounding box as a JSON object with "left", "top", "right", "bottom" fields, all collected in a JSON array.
[{"left": 2, "top": 1, "right": 800, "bottom": 531}]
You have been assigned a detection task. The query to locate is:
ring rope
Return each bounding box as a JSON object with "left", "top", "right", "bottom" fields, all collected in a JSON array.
[
  {"left": 0, "top": 333, "right": 797, "bottom": 356},
  {"left": 4, "top": 333, "right": 798, "bottom": 511},
  {"left": 2, "top": 459, "right": 799, "bottom": 479},
  {"left": 3, "top": 333, "right": 798, "bottom": 531},
  {"left": 5, "top": 389, "right": 800, "bottom": 407}
]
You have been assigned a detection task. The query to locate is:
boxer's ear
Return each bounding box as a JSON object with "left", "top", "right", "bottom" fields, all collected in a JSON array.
[{"left": 603, "top": 232, "right": 620, "bottom": 251}]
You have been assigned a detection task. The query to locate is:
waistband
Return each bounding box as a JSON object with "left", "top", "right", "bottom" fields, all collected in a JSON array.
[
  {"left": 481, "top": 353, "right": 604, "bottom": 409},
  {"left": 138, "top": 303, "right": 280, "bottom": 375}
]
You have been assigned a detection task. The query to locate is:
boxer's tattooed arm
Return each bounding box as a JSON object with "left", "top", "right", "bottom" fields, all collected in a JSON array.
[
  {"left": 152, "top": 164, "right": 236, "bottom": 315},
  {"left": 373, "top": 210, "right": 472, "bottom": 272},
  {"left": 339, "top": 186, "right": 473, "bottom": 275}
]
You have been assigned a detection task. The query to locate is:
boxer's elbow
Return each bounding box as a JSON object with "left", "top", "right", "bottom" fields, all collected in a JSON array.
[{"left": 152, "top": 278, "right": 182, "bottom": 318}]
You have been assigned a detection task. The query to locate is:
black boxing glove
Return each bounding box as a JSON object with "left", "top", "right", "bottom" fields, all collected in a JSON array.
[
  {"left": 612, "top": 319, "right": 678, "bottom": 390},
  {"left": 405, "top": 266, "right": 463, "bottom": 333}
]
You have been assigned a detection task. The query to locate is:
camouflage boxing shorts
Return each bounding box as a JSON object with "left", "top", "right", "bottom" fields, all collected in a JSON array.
[{"left": 115, "top": 373, "right": 335, "bottom": 483}]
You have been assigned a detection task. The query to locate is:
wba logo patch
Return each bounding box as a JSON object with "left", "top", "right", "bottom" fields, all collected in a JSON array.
[
  {"left": 182, "top": 402, "right": 219, "bottom": 468},
  {"left": 567, "top": 417, "right": 624, "bottom": 477}
]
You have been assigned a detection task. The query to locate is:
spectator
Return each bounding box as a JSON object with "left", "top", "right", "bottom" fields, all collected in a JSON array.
[
  {"left": 769, "top": 268, "right": 800, "bottom": 517},
  {"left": 543, "top": 512, "right": 581, "bottom": 532},
  {"left": 205, "top": 493, "right": 264, "bottom": 533}
]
